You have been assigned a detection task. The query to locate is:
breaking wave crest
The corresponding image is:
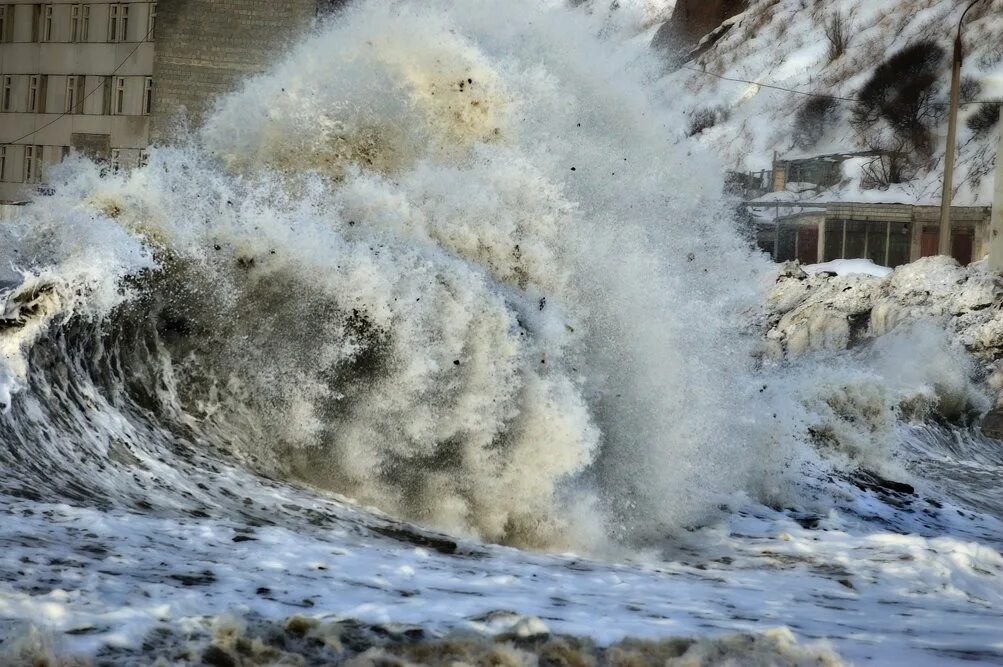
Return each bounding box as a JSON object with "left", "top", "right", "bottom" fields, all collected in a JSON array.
[{"left": 0, "top": 0, "right": 988, "bottom": 552}]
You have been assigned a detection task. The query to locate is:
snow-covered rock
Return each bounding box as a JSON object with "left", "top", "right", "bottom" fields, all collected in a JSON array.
[
  {"left": 762, "top": 256, "right": 1001, "bottom": 420},
  {"left": 764, "top": 256, "right": 1003, "bottom": 364}
]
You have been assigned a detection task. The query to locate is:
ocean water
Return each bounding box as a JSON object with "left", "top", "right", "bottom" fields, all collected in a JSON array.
[{"left": 0, "top": 1, "right": 1001, "bottom": 664}]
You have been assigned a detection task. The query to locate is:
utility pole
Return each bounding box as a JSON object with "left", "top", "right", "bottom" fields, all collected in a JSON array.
[
  {"left": 940, "top": 0, "right": 987, "bottom": 256},
  {"left": 989, "top": 106, "right": 1003, "bottom": 272}
]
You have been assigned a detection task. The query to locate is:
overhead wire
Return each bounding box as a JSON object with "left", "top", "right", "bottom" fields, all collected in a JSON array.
[{"left": 680, "top": 65, "right": 1003, "bottom": 108}]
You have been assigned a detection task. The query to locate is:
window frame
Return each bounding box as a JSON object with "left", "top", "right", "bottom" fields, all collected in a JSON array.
[
  {"left": 112, "top": 76, "right": 126, "bottom": 115},
  {"left": 0, "top": 5, "right": 9, "bottom": 44},
  {"left": 80, "top": 4, "right": 90, "bottom": 41},
  {"left": 142, "top": 76, "right": 152, "bottom": 115},
  {"left": 70, "top": 4, "right": 84, "bottom": 42},
  {"left": 28, "top": 75, "right": 39, "bottom": 112},
  {"left": 65, "top": 75, "right": 80, "bottom": 113},
  {"left": 41, "top": 3, "right": 53, "bottom": 42},
  {"left": 23, "top": 145, "right": 42, "bottom": 183},
  {"left": 108, "top": 3, "right": 129, "bottom": 42},
  {"left": 2, "top": 75, "right": 13, "bottom": 112}
]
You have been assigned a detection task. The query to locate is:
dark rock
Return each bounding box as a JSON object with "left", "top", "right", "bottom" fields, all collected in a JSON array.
[
  {"left": 651, "top": 0, "right": 745, "bottom": 65},
  {"left": 853, "top": 470, "right": 915, "bottom": 496},
  {"left": 980, "top": 409, "right": 1003, "bottom": 441},
  {"left": 203, "top": 645, "right": 236, "bottom": 667}
]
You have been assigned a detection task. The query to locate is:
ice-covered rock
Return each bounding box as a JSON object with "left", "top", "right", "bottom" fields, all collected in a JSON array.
[{"left": 765, "top": 257, "right": 1003, "bottom": 362}]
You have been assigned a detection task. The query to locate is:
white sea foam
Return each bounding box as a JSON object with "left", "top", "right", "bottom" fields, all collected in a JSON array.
[
  {"left": 0, "top": 0, "right": 788, "bottom": 549},
  {"left": 0, "top": 0, "right": 992, "bottom": 553}
]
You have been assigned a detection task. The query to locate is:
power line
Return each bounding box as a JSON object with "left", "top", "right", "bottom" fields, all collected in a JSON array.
[
  {"left": 2, "top": 24, "right": 156, "bottom": 148},
  {"left": 681, "top": 65, "right": 1003, "bottom": 108},
  {"left": 681, "top": 66, "right": 858, "bottom": 103}
]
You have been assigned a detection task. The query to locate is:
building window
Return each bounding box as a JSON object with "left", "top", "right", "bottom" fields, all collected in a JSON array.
[
  {"left": 0, "top": 146, "right": 6, "bottom": 181},
  {"left": 110, "top": 148, "right": 121, "bottom": 173},
  {"left": 112, "top": 76, "right": 125, "bottom": 114},
  {"left": 28, "top": 76, "right": 39, "bottom": 112},
  {"left": 147, "top": 2, "right": 155, "bottom": 40},
  {"left": 143, "top": 76, "right": 152, "bottom": 115},
  {"left": 2, "top": 76, "right": 12, "bottom": 112},
  {"left": 823, "top": 219, "right": 911, "bottom": 268},
  {"left": 31, "top": 4, "right": 40, "bottom": 41},
  {"left": 0, "top": 5, "right": 12, "bottom": 43},
  {"left": 887, "top": 222, "right": 910, "bottom": 267},
  {"left": 27, "top": 75, "right": 46, "bottom": 113},
  {"left": 65, "top": 75, "right": 81, "bottom": 113},
  {"left": 70, "top": 4, "right": 80, "bottom": 41},
  {"left": 108, "top": 3, "right": 129, "bottom": 42},
  {"left": 24, "top": 145, "right": 42, "bottom": 183},
  {"left": 41, "top": 4, "right": 53, "bottom": 41},
  {"left": 81, "top": 4, "right": 90, "bottom": 41},
  {"left": 61, "top": 145, "right": 70, "bottom": 162},
  {"left": 138, "top": 148, "right": 148, "bottom": 168},
  {"left": 70, "top": 4, "right": 89, "bottom": 42}
]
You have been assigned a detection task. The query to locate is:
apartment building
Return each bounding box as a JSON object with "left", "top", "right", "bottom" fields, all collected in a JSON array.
[
  {"left": 0, "top": 0, "right": 350, "bottom": 204},
  {"left": 0, "top": 1, "right": 156, "bottom": 203}
]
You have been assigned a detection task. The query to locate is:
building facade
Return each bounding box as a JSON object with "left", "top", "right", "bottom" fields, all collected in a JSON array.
[
  {"left": 0, "top": 0, "right": 343, "bottom": 204},
  {"left": 751, "top": 153, "right": 990, "bottom": 267},
  {"left": 150, "top": 0, "right": 322, "bottom": 141},
  {"left": 760, "top": 202, "right": 990, "bottom": 268},
  {"left": 0, "top": 0, "right": 156, "bottom": 203}
]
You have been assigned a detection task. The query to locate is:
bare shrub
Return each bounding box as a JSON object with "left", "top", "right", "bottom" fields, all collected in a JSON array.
[
  {"left": 687, "top": 106, "right": 730, "bottom": 137},
  {"left": 824, "top": 12, "right": 850, "bottom": 63},
  {"left": 792, "top": 97, "right": 840, "bottom": 150},
  {"left": 852, "top": 40, "right": 947, "bottom": 157},
  {"left": 960, "top": 76, "right": 983, "bottom": 104},
  {"left": 967, "top": 101, "right": 1002, "bottom": 137},
  {"left": 860, "top": 149, "right": 915, "bottom": 190}
]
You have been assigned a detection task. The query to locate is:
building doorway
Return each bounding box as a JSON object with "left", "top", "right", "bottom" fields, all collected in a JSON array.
[
  {"left": 953, "top": 231, "right": 973, "bottom": 266},
  {"left": 796, "top": 227, "right": 818, "bottom": 265},
  {"left": 921, "top": 228, "right": 974, "bottom": 265},
  {"left": 921, "top": 229, "right": 939, "bottom": 258}
]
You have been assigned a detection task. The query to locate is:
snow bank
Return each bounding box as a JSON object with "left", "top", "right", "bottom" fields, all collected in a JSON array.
[{"left": 804, "top": 259, "right": 893, "bottom": 278}]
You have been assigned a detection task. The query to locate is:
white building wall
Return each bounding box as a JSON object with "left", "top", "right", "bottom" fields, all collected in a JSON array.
[{"left": 0, "top": 1, "right": 156, "bottom": 203}]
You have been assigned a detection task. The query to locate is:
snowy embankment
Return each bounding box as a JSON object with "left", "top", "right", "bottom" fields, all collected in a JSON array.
[
  {"left": 665, "top": 0, "right": 1003, "bottom": 207},
  {"left": 762, "top": 256, "right": 1003, "bottom": 409}
]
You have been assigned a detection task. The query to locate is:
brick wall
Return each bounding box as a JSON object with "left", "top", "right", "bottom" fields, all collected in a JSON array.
[
  {"left": 150, "top": 0, "right": 319, "bottom": 141},
  {"left": 826, "top": 202, "right": 913, "bottom": 223}
]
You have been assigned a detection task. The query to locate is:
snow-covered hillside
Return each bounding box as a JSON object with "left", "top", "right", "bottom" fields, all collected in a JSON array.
[{"left": 658, "top": 0, "right": 1003, "bottom": 206}]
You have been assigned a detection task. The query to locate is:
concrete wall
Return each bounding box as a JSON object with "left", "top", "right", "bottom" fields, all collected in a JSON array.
[
  {"left": 827, "top": 202, "right": 913, "bottom": 223},
  {"left": 826, "top": 203, "right": 990, "bottom": 264},
  {"left": 151, "top": 0, "right": 319, "bottom": 141}
]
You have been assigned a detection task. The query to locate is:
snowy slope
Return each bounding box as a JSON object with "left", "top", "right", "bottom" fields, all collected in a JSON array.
[{"left": 659, "top": 0, "right": 1003, "bottom": 206}]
